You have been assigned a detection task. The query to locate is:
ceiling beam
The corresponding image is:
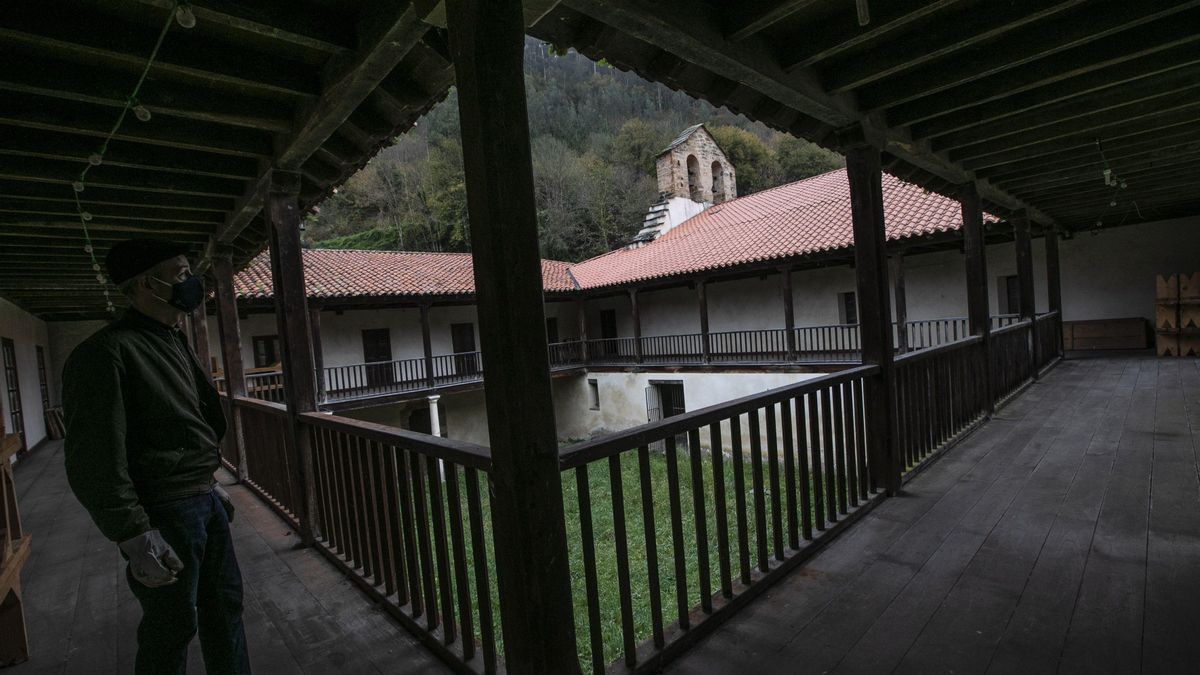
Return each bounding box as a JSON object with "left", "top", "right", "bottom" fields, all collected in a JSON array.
[
  {"left": 0, "top": 128, "right": 260, "bottom": 180},
  {"left": 937, "top": 87, "right": 1200, "bottom": 155},
  {"left": 0, "top": 155, "right": 248, "bottom": 198},
  {"left": 977, "top": 123, "right": 1200, "bottom": 181},
  {"left": 725, "top": 0, "right": 822, "bottom": 43},
  {"left": 0, "top": 1, "right": 319, "bottom": 98},
  {"left": 0, "top": 93, "right": 274, "bottom": 159},
  {"left": 905, "top": 45, "right": 1200, "bottom": 136},
  {"left": 882, "top": 15, "right": 1200, "bottom": 127},
  {"left": 0, "top": 206, "right": 220, "bottom": 226},
  {"left": 0, "top": 182, "right": 234, "bottom": 212},
  {"left": 996, "top": 145, "right": 1200, "bottom": 192},
  {"left": 779, "top": 0, "right": 964, "bottom": 71},
  {"left": 858, "top": 1, "right": 1200, "bottom": 111},
  {"left": 823, "top": 0, "right": 1084, "bottom": 93},
  {"left": 126, "top": 0, "right": 356, "bottom": 54},
  {"left": 216, "top": 3, "right": 443, "bottom": 244}
]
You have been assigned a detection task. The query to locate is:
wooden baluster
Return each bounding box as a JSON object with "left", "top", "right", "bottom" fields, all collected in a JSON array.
[
  {"left": 608, "top": 454, "right": 637, "bottom": 667},
  {"left": 748, "top": 409, "right": 769, "bottom": 573},
  {"left": 687, "top": 428, "right": 713, "bottom": 613},
  {"left": 465, "top": 468, "right": 497, "bottom": 672},
  {"left": 443, "top": 462, "right": 475, "bottom": 660},
  {"left": 794, "top": 396, "right": 813, "bottom": 540},
  {"left": 765, "top": 405, "right": 784, "bottom": 561},
  {"left": 780, "top": 398, "right": 800, "bottom": 549},
  {"left": 664, "top": 434, "right": 690, "bottom": 629},
  {"left": 842, "top": 382, "right": 859, "bottom": 508},
  {"left": 636, "top": 445, "right": 666, "bottom": 647},
  {"left": 807, "top": 392, "right": 825, "bottom": 530},
  {"left": 709, "top": 421, "right": 733, "bottom": 598},
  {"left": 409, "top": 451, "right": 438, "bottom": 630},
  {"left": 426, "top": 455, "right": 457, "bottom": 644},
  {"left": 730, "top": 415, "right": 751, "bottom": 584},
  {"left": 575, "top": 463, "right": 604, "bottom": 673}
]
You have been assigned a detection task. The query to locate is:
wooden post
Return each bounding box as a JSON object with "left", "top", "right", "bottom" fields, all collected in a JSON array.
[
  {"left": 420, "top": 304, "right": 435, "bottom": 387},
  {"left": 575, "top": 298, "right": 589, "bottom": 364},
  {"left": 189, "top": 306, "right": 213, "bottom": 383},
  {"left": 698, "top": 280, "right": 711, "bottom": 363},
  {"left": 265, "top": 169, "right": 320, "bottom": 546},
  {"left": 845, "top": 142, "right": 899, "bottom": 496},
  {"left": 445, "top": 0, "right": 580, "bottom": 670},
  {"left": 212, "top": 251, "right": 249, "bottom": 482},
  {"left": 309, "top": 307, "right": 326, "bottom": 403},
  {"left": 892, "top": 253, "right": 908, "bottom": 354},
  {"left": 782, "top": 267, "right": 796, "bottom": 359},
  {"left": 630, "top": 288, "right": 643, "bottom": 364},
  {"left": 1045, "top": 228, "right": 1065, "bottom": 357},
  {"left": 961, "top": 183, "right": 994, "bottom": 415},
  {"left": 1013, "top": 211, "right": 1037, "bottom": 378}
]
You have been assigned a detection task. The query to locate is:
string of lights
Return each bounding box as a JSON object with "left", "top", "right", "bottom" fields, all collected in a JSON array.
[{"left": 73, "top": 0, "right": 196, "bottom": 314}]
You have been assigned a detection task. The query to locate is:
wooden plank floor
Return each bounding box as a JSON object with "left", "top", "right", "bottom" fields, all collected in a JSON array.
[
  {"left": 8, "top": 441, "right": 452, "bottom": 675},
  {"left": 665, "top": 355, "right": 1200, "bottom": 675}
]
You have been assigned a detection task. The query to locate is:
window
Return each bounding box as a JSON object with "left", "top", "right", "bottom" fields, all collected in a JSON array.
[
  {"left": 35, "top": 346, "right": 50, "bottom": 409},
  {"left": 587, "top": 379, "right": 600, "bottom": 410},
  {"left": 251, "top": 335, "right": 280, "bottom": 369},
  {"left": 1000, "top": 275, "right": 1020, "bottom": 315},
  {"left": 546, "top": 316, "right": 560, "bottom": 344},
  {"left": 839, "top": 291, "right": 858, "bottom": 324}
]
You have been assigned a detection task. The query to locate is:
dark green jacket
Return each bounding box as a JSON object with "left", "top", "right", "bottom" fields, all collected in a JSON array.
[{"left": 63, "top": 309, "right": 226, "bottom": 542}]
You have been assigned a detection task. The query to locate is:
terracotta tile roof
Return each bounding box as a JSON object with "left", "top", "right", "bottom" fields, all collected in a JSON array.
[
  {"left": 568, "top": 168, "right": 997, "bottom": 289},
  {"left": 234, "top": 249, "right": 576, "bottom": 300},
  {"left": 234, "top": 169, "right": 994, "bottom": 299}
]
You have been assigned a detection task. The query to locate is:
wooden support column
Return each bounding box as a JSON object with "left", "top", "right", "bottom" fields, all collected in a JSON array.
[
  {"left": 961, "top": 183, "right": 994, "bottom": 415},
  {"left": 309, "top": 307, "right": 325, "bottom": 403},
  {"left": 630, "top": 288, "right": 643, "bottom": 364},
  {"left": 1013, "top": 211, "right": 1037, "bottom": 378},
  {"left": 446, "top": 0, "right": 580, "bottom": 670},
  {"left": 189, "top": 306, "right": 213, "bottom": 382},
  {"left": 782, "top": 267, "right": 796, "bottom": 359},
  {"left": 697, "top": 280, "right": 711, "bottom": 363},
  {"left": 420, "top": 304, "right": 435, "bottom": 387},
  {"left": 265, "top": 169, "right": 320, "bottom": 546},
  {"left": 845, "top": 142, "right": 899, "bottom": 496},
  {"left": 1045, "top": 229, "right": 1064, "bottom": 357},
  {"left": 892, "top": 253, "right": 908, "bottom": 354},
  {"left": 212, "top": 252, "right": 248, "bottom": 482},
  {"left": 575, "top": 298, "right": 589, "bottom": 364}
]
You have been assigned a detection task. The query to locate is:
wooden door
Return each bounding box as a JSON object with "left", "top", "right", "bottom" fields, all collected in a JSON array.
[
  {"left": 1, "top": 338, "right": 26, "bottom": 453},
  {"left": 600, "top": 309, "right": 618, "bottom": 355},
  {"left": 451, "top": 323, "right": 478, "bottom": 375},
  {"left": 361, "top": 329, "right": 394, "bottom": 388}
]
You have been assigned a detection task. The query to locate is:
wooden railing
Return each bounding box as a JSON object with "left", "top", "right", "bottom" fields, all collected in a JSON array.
[
  {"left": 990, "top": 320, "right": 1035, "bottom": 403},
  {"left": 901, "top": 317, "right": 968, "bottom": 350},
  {"left": 1033, "top": 310, "right": 1062, "bottom": 371},
  {"left": 557, "top": 366, "right": 879, "bottom": 673},
  {"left": 301, "top": 413, "right": 500, "bottom": 674},
  {"left": 893, "top": 336, "right": 989, "bottom": 473},
  {"left": 991, "top": 313, "right": 1022, "bottom": 329},
  {"left": 708, "top": 327, "right": 790, "bottom": 362},
  {"left": 324, "top": 356, "right": 428, "bottom": 398},
  {"left": 231, "top": 396, "right": 300, "bottom": 524},
  {"left": 584, "top": 337, "right": 640, "bottom": 364},
  {"left": 794, "top": 323, "right": 860, "bottom": 359},
  {"left": 640, "top": 333, "right": 705, "bottom": 364}
]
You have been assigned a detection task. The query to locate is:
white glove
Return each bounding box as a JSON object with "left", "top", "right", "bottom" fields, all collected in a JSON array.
[
  {"left": 119, "top": 529, "right": 184, "bottom": 588},
  {"left": 214, "top": 483, "right": 235, "bottom": 523}
]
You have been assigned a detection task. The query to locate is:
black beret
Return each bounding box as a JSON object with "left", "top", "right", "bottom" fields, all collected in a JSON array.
[{"left": 105, "top": 239, "right": 192, "bottom": 285}]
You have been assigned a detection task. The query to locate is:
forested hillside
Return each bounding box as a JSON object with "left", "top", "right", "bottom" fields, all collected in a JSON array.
[{"left": 305, "top": 39, "right": 842, "bottom": 262}]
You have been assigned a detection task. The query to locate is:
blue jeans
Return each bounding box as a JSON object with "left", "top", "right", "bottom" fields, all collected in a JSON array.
[{"left": 127, "top": 488, "right": 250, "bottom": 675}]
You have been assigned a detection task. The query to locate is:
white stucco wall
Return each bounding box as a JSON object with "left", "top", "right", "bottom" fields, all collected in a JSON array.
[
  {"left": 45, "top": 319, "right": 109, "bottom": 407},
  {"left": 0, "top": 298, "right": 53, "bottom": 453}
]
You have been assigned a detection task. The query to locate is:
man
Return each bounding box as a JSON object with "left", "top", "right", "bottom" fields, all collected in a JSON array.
[{"left": 63, "top": 239, "right": 250, "bottom": 674}]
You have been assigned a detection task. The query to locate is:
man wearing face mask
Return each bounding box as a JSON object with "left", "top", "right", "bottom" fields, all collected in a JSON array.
[{"left": 62, "top": 239, "right": 250, "bottom": 674}]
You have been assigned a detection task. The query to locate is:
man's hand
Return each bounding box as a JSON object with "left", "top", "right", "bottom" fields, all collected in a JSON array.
[
  {"left": 214, "top": 483, "right": 235, "bottom": 523},
  {"left": 119, "top": 530, "right": 184, "bottom": 588}
]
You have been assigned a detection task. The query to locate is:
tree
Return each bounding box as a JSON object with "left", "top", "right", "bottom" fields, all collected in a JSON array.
[
  {"left": 775, "top": 134, "right": 843, "bottom": 183},
  {"left": 709, "top": 125, "right": 779, "bottom": 196}
]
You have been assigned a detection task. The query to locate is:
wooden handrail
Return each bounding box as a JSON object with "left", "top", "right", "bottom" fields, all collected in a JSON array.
[
  {"left": 229, "top": 394, "right": 289, "bottom": 417},
  {"left": 558, "top": 364, "right": 879, "bottom": 469},
  {"left": 894, "top": 335, "right": 983, "bottom": 366},
  {"left": 991, "top": 318, "right": 1034, "bottom": 336},
  {"left": 298, "top": 411, "right": 493, "bottom": 470}
]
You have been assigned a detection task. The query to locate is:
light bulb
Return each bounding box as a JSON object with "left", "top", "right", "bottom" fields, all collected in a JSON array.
[
  {"left": 92, "top": 263, "right": 101, "bottom": 271},
  {"left": 88, "top": 153, "right": 103, "bottom": 166},
  {"left": 84, "top": 244, "right": 94, "bottom": 253},
  {"left": 1109, "top": 200, "right": 1116, "bottom": 207},
  {"left": 134, "top": 104, "right": 152, "bottom": 122},
  {"left": 81, "top": 211, "right": 93, "bottom": 221},
  {"left": 72, "top": 181, "right": 85, "bottom": 192},
  {"left": 1120, "top": 181, "right": 1127, "bottom": 189},
  {"left": 175, "top": 4, "right": 196, "bottom": 28},
  {"left": 96, "top": 274, "right": 105, "bottom": 283}
]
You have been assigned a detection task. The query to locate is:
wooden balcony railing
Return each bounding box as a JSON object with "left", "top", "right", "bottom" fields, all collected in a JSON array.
[
  {"left": 557, "top": 365, "right": 879, "bottom": 672},
  {"left": 219, "top": 310, "right": 1062, "bottom": 674}
]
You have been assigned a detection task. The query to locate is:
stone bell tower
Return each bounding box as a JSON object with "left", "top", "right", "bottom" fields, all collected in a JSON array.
[{"left": 628, "top": 124, "right": 737, "bottom": 247}]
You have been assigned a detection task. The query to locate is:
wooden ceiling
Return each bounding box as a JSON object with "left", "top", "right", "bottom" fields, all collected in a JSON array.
[{"left": 2, "top": 0, "right": 1198, "bottom": 320}]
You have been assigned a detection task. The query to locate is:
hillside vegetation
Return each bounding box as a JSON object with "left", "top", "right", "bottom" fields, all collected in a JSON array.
[{"left": 306, "top": 40, "right": 842, "bottom": 263}]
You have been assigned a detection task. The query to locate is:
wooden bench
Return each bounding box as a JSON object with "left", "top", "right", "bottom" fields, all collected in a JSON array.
[
  {"left": 0, "top": 431, "right": 31, "bottom": 666},
  {"left": 1063, "top": 317, "right": 1150, "bottom": 351}
]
